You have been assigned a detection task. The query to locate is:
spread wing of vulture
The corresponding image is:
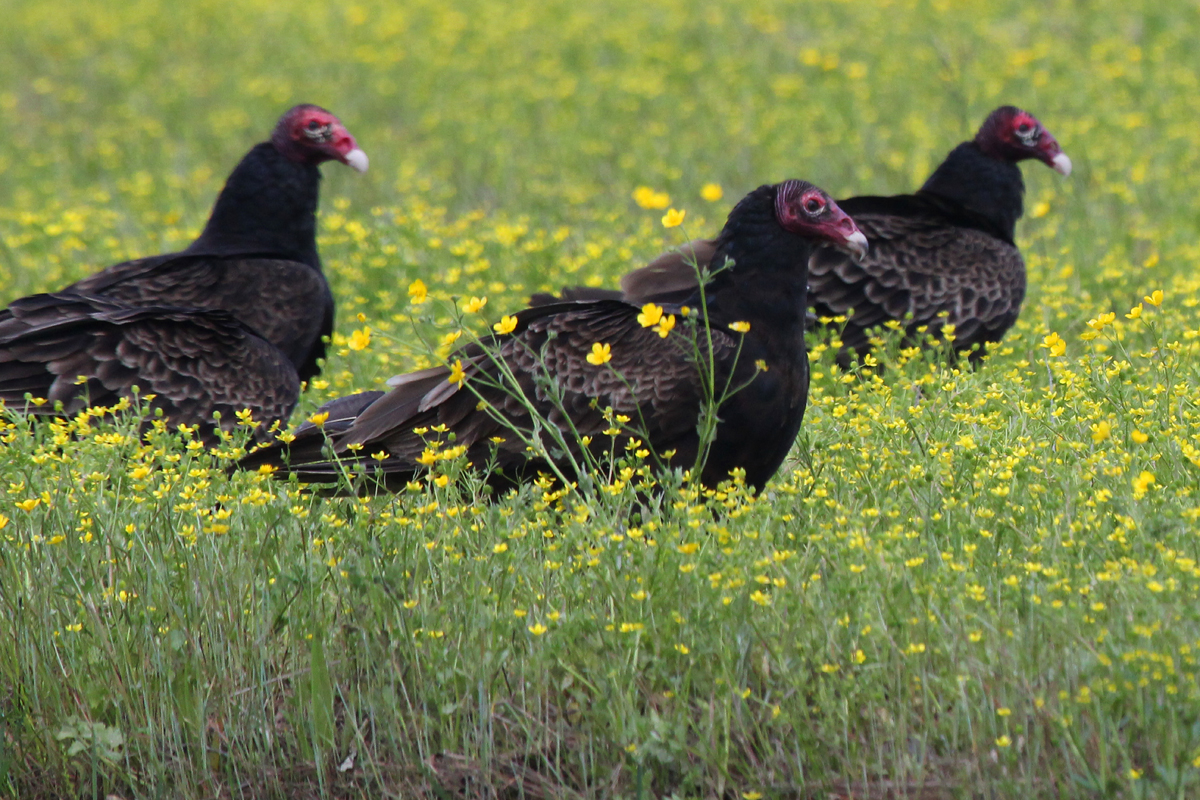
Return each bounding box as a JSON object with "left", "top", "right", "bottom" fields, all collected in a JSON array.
[
  {"left": 240, "top": 181, "right": 868, "bottom": 491},
  {"left": 533, "top": 106, "right": 1070, "bottom": 363},
  {"left": 0, "top": 104, "right": 367, "bottom": 436}
]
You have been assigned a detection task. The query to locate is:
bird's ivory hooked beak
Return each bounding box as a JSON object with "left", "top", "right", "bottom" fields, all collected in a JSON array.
[
  {"left": 843, "top": 230, "right": 869, "bottom": 262},
  {"left": 343, "top": 148, "right": 370, "bottom": 173},
  {"left": 1051, "top": 152, "right": 1072, "bottom": 177}
]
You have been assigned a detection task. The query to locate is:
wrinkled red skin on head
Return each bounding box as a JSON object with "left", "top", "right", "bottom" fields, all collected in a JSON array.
[
  {"left": 775, "top": 181, "right": 863, "bottom": 248},
  {"left": 271, "top": 104, "right": 360, "bottom": 166},
  {"left": 975, "top": 106, "right": 1065, "bottom": 170}
]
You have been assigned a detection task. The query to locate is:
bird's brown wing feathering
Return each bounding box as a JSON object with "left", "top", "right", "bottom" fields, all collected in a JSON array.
[
  {"left": 0, "top": 293, "right": 298, "bottom": 438},
  {"left": 808, "top": 212, "right": 1025, "bottom": 358},
  {"left": 66, "top": 254, "right": 333, "bottom": 377},
  {"left": 249, "top": 300, "right": 740, "bottom": 482}
]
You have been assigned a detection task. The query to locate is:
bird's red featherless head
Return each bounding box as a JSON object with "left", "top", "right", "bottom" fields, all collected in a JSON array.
[
  {"left": 975, "top": 106, "right": 1071, "bottom": 176},
  {"left": 271, "top": 104, "right": 369, "bottom": 173},
  {"left": 775, "top": 180, "right": 868, "bottom": 261}
]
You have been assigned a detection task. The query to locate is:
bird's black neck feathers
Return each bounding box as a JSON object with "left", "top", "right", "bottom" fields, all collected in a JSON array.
[
  {"left": 916, "top": 141, "right": 1025, "bottom": 243},
  {"left": 186, "top": 142, "right": 323, "bottom": 269},
  {"left": 694, "top": 185, "right": 811, "bottom": 327}
]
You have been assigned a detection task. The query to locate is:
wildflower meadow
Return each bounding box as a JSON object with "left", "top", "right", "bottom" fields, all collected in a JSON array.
[{"left": 2, "top": 0, "right": 1200, "bottom": 797}]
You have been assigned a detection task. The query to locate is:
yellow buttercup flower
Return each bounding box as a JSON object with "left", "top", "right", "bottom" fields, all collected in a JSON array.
[
  {"left": 1041, "top": 332, "right": 1066, "bottom": 356},
  {"left": 700, "top": 183, "right": 723, "bottom": 202},
  {"left": 632, "top": 186, "right": 670, "bottom": 209},
  {"left": 408, "top": 279, "right": 428, "bottom": 304},
  {"left": 447, "top": 359, "right": 467, "bottom": 385},
  {"left": 493, "top": 315, "right": 518, "bottom": 334},
  {"left": 661, "top": 208, "right": 686, "bottom": 228},
  {"left": 729, "top": 321, "right": 751, "bottom": 333},
  {"left": 347, "top": 326, "right": 371, "bottom": 351},
  {"left": 463, "top": 296, "right": 488, "bottom": 313},
  {"left": 637, "top": 303, "right": 664, "bottom": 328},
  {"left": 586, "top": 342, "right": 612, "bottom": 365},
  {"left": 655, "top": 314, "right": 676, "bottom": 337}
]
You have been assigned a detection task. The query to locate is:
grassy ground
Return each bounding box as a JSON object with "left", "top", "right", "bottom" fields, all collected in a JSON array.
[{"left": 2, "top": 0, "right": 1200, "bottom": 796}]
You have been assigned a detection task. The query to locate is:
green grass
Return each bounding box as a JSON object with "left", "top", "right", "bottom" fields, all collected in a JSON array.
[{"left": 3, "top": 0, "right": 1200, "bottom": 796}]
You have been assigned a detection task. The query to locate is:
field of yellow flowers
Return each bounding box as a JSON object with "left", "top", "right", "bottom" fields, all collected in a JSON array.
[{"left": 2, "top": 0, "right": 1199, "bottom": 797}]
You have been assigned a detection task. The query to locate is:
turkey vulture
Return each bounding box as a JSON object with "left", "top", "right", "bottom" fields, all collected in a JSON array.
[
  {"left": 807, "top": 105, "right": 1069, "bottom": 360},
  {"left": 0, "top": 104, "right": 367, "bottom": 436},
  {"left": 533, "top": 105, "right": 1070, "bottom": 362},
  {"left": 240, "top": 180, "right": 868, "bottom": 491}
]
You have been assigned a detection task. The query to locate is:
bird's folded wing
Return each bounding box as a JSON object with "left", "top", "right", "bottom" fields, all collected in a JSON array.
[
  {"left": 808, "top": 212, "right": 1025, "bottom": 352},
  {"left": 0, "top": 293, "right": 298, "bottom": 431},
  {"left": 65, "top": 254, "right": 334, "bottom": 380},
  {"left": 70, "top": 254, "right": 323, "bottom": 330},
  {"left": 335, "top": 300, "right": 740, "bottom": 467}
]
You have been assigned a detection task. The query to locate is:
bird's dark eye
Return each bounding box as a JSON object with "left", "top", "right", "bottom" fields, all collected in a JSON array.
[
  {"left": 302, "top": 120, "right": 334, "bottom": 142},
  {"left": 1014, "top": 122, "right": 1039, "bottom": 145},
  {"left": 803, "top": 197, "right": 825, "bottom": 214}
]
